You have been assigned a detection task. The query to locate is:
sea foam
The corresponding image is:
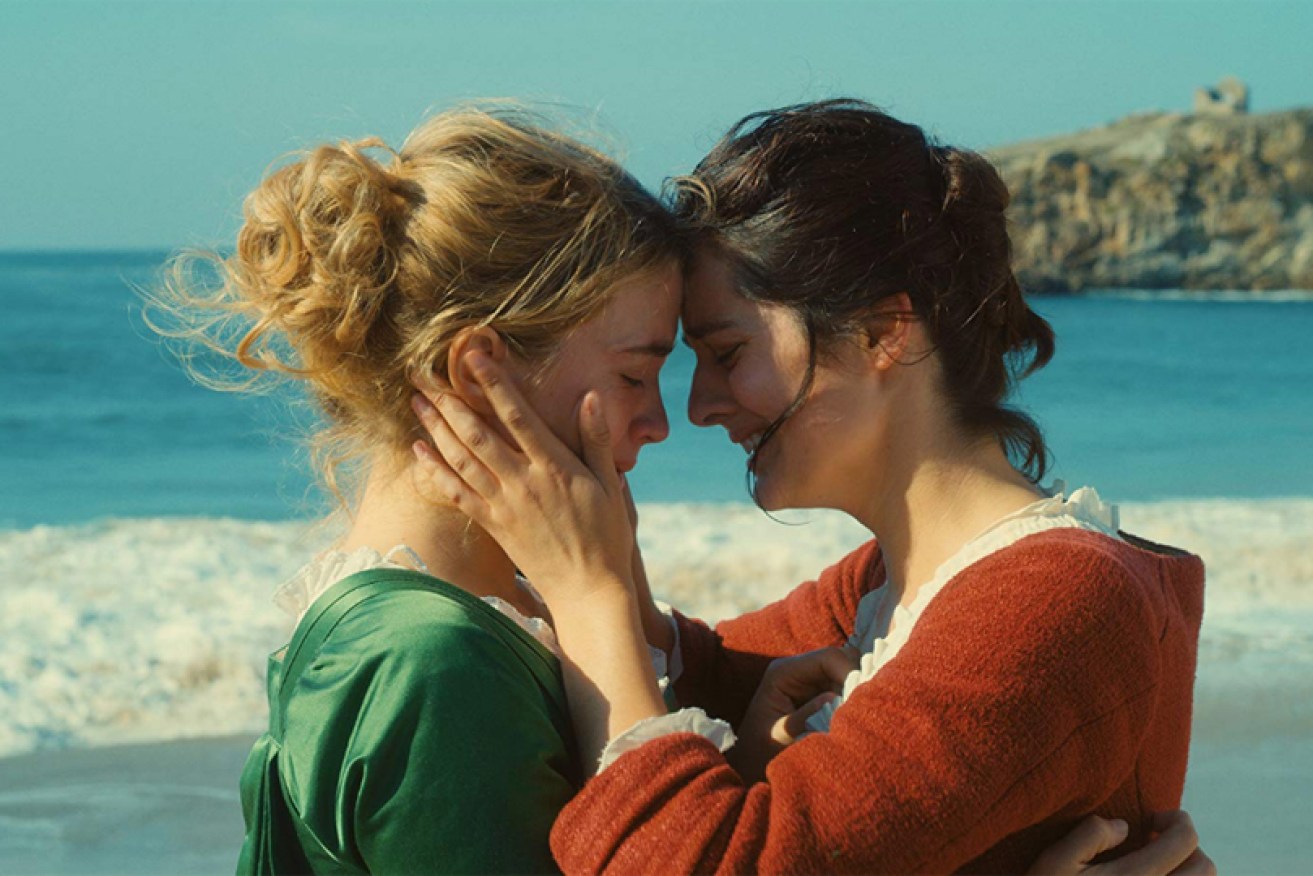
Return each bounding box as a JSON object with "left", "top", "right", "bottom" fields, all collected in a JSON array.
[{"left": 1, "top": 499, "right": 1310, "bottom": 758}]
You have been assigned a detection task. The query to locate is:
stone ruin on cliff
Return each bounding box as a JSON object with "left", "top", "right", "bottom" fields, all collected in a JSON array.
[{"left": 1193, "top": 77, "right": 1250, "bottom": 116}]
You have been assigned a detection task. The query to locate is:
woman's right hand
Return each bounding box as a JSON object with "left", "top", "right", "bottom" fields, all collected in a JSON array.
[
  {"left": 411, "top": 351, "right": 636, "bottom": 610},
  {"left": 411, "top": 353, "right": 668, "bottom": 769},
  {"left": 1028, "top": 810, "right": 1215, "bottom": 875}
]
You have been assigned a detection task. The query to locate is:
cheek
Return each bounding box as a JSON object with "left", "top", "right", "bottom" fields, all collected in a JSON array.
[
  {"left": 732, "top": 359, "right": 795, "bottom": 418},
  {"left": 519, "top": 380, "right": 582, "bottom": 456},
  {"left": 599, "top": 387, "right": 641, "bottom": 447}
]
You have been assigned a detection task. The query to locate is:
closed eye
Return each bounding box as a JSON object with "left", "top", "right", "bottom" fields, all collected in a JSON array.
[
  {"left": 715, "top": 343, "right": 744, "bottom": 367},
  {"left": 621, "top": 374, "right": 644, "bottom": 388}
]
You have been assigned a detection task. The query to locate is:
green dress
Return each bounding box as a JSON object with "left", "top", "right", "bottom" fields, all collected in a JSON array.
[{"left": 236, "top": 568, "right": 580, "bottom": 875}]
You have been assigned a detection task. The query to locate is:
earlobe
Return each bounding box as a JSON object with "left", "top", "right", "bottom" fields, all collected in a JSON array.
[{"left": 447, "top": 327, "right": 509, "bottom": 412}]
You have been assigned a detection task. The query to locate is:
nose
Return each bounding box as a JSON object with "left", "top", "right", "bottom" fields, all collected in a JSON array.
[
  {"left": 633, "top": 387, "right": 670, "bottom": 446},
  {"left": 687, "top": 360, "right": 733, "bottom": 428}
]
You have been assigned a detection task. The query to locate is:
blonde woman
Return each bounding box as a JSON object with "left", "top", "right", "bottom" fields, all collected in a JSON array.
[{"left": 156, "top": 107, "right": 683, "bottom": 873}]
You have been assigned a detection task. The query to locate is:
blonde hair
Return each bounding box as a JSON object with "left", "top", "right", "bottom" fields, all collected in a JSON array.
[{"left": 149, "top": 105, "right": 683, "bottom": 503}]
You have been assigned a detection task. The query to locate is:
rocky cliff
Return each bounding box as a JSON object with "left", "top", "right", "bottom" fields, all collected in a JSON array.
[{"left": 989, "top": 107, "right": 1313, "bottom": 292}]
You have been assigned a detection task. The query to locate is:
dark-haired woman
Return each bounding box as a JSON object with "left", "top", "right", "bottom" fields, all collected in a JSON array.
[{"left": 413, "top": 100, "right": 1208, "bottom": 874}]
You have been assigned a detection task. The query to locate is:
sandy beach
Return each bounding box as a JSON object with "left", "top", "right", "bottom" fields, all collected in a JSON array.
[
  {"left": 0, "top": 730, "right": 1307, "bottom": 875},
  {"left": 0, "top": 736, "right": 251, "bottom": 875}
]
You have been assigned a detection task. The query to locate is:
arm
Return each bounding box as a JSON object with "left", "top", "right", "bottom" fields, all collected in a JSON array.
[
  {"left": 672, "top": 540, "right": 880, "bottom": 724},
  {"left": 282, "top": 596, "right": 575, "bottom": 874},
  {"left": 551, "top": 543, "right": 1165, "bottom": 874}
]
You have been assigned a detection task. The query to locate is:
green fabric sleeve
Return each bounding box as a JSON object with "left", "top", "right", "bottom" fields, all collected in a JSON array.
[{"left": 278, "top": 587, "right": 576, "bottom": 874}]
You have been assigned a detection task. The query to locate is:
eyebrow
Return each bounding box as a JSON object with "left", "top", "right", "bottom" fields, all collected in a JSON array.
[
  {"left": 681, "top": 319, "right": 739, "bottom": 346},
  {"left": 616, "top": 341, "right": 675, "bottom": 358}
]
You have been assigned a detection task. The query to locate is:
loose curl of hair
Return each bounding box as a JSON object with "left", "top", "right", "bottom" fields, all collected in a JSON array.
[
  {"left": 148, "top": 105, "right": 684, "bottom": 505},
  {"left": 672, "top": 99, "right": 1055, "bottom": 497}
]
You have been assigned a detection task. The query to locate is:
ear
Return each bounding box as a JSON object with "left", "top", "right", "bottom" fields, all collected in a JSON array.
[
  {"left": 861, "top": 292, "right": 915, "bottom": 372},
  {"left": 446, "top": 327, "right": 510, "bottom": 413}
]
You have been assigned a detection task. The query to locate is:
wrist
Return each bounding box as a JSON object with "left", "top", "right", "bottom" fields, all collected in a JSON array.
[
  {"left": 549, "top": 583, "right": 667, "bottom": 772},
  {"left": 549, "top": 580, "right": 642, "bottom": 643}
]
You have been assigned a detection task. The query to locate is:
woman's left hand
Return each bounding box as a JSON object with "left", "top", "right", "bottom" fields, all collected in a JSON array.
[
  {"left": 1027, "top": 810, "right": 1215, "bottom": 875},
  {"left": 410, "top": 351, "right": 634, "bottom": 609}
]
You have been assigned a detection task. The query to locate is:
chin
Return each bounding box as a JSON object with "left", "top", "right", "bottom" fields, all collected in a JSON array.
[{"left": 750, "top": 473, "right": 792, "bottom": 511}]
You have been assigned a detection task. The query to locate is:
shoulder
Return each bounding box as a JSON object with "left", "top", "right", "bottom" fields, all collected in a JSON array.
[
  {"left": 333, "top": 582, "right": 503, "bottom": 655},
  {"left": 281, "top": 576, "right": 569, "bottom": 764},
  {"left": 297, "top": 577, "right": 557, "bottom": 709},
  {"left": 915, "top": 530, "right": 1185, "bottom": 660},
  {"left": 959, "top": 528, "right": 1186, "bottom": 608}
]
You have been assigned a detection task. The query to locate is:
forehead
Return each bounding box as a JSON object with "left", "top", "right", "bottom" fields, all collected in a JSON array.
[
  {"left": 681, "top": 251, "right": 754, "bottom": 335},
  {"left": 575, "top": 261, "right": 682, "bottom": 345}
]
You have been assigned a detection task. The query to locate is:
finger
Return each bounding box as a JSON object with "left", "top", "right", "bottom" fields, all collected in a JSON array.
[
  {"left": 1150, "top": 809, "right": 1195, "bottom": 837},
  {"left": 417, "top": 389, "right": 524, "bottom": 487},
  {"left": 465, "top": 351, "right": 558, "bottom": 459},
  {"left": 411, "top": 393, "right": 503, "bottom": 501},
  {"left": 1107, "top": 811, "right": 1197, "bottom": 875},
  {"left": 410, "top": 440, "right": 494, "bottom": 523},
  {"left": 578, "top": 392, "right": 622, "bottom": 497},
  {"left": 411, "top": 367, "right": 453, "bottom": 399},
  {"left": 1170, "top": 850, "right": 1216, "bottom": 876},
  {"left": 1028, "top": 814, "right": 1128, "bottom": 875},
  {"left": 813, "top": 646, "right": 860, "bottom": 688},
  {"left": 776, "top": 647, "right": 858, "bottom": 702},
  {"left": 773, "top": 692, "right": 837, "bottom": 746}
]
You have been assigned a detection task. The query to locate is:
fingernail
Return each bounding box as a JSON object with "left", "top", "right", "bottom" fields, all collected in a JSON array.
[
  {"left": 465, "top": 350, "right": 490, "bottom": 375},
  {"left": 1111, "top": 819, "right": 1128, "bottom": 838}
]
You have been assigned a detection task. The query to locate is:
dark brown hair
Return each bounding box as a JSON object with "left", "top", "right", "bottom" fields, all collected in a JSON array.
[{"left": 673, "top": 99, "right": 1055, "bottom": 491}]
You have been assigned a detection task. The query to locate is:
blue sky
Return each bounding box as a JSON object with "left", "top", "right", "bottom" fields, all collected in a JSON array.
[{"left": 3, "top": 0, "right": 1310, "bottom": 250}]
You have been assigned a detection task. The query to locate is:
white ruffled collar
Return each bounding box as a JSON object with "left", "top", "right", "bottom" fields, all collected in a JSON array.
[{"left": 273, "top": 544, "right": 559, "bottom": 655}]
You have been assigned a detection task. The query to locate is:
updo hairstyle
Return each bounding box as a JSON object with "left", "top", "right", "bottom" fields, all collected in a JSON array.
[
  {"left": 153, "top": 106, "right": 683, "bottom": 501},
  {"left": 673, "top": 99, "right": 1055, "bottom": 482}
]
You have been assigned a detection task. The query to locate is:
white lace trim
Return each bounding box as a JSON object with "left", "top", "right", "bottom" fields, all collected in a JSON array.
[
  {"left": 273, "top": 547, "right": 686, "bottom": 675},
  {"left": 272, "top": 545, "right": 561, "bottom": 655},
  {"left": 598, "top": 708, "right": 736, "bottom": 772},
  {"left": 805, "top": 483, "right": 1121, "bottom": 734}
]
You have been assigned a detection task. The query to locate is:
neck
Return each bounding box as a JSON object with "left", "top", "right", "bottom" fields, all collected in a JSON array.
[
  {"left": 336, "top": 453, "right": 524, "bottom": 607},
  {"left": 853, "top": 428, "right": 1042, "bottom": 607}
]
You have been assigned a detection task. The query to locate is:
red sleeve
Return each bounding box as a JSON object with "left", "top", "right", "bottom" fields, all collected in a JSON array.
[
  {"left": 553, "top": 535, "right": 1167, "bottom": 874},
  {"left": 672, "top": 540, "right": 881, "bottom": 725}
]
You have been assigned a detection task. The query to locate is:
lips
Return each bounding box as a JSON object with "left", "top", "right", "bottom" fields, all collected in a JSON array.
[{"left": 730, "top": 430, "right": 764, "bottom": 455}]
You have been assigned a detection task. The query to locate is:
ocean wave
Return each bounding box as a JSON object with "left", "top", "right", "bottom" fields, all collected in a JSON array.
[{"left": 1, "top": 499, "right": 1310, "bottom": 758}]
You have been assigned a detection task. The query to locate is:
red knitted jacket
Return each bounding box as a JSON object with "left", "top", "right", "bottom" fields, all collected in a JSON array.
[{"left": 551, "top": 529, "right": 1204, "bottom": 874}]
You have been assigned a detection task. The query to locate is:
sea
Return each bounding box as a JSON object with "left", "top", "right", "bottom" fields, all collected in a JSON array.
[
  {"left": 1, "top": 250, "right": 1312, "bottom": 804},
  {"left": 1, "top": 250, "right": 1311, "bottom": 871}
]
